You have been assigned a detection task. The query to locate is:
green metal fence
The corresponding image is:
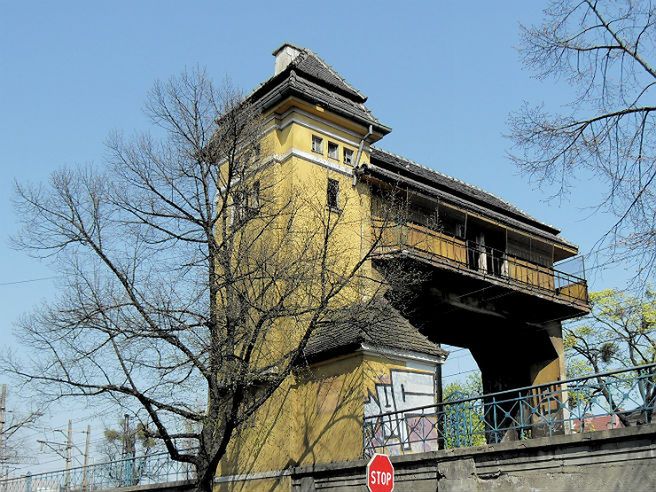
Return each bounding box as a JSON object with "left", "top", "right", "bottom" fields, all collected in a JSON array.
[
  {"left": 364, "top": 363, "right": 656, "bottom": 457},
  {"left": 0, "top": 451, "right": 194, "bottom": 492}
]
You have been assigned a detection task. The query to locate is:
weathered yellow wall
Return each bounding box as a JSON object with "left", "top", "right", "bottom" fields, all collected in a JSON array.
[
  {"left": 216, "top": 351, "right": 438, "bottom": 491},
  {"left": 213, "top": 99, "right": 378, "bottom": 366}
]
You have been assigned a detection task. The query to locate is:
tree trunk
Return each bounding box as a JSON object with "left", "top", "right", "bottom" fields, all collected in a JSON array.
[{"left": 195, "top": 473, "right": 214, "bottom": 492}]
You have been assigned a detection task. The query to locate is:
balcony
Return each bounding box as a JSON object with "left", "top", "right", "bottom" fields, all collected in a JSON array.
[{"left": 372, "top": 220, "right": 589, "bottom": 312}]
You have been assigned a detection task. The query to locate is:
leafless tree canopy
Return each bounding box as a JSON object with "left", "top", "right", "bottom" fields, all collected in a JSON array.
[
  {"left": 4, "top": 70, "right": 401, "bottom": 491},
  {"left": 0, "top": 386, "right": 40, "bottom": 478},
  {"left": 509, "top": 0, "right": 656, "bottom": 279}
]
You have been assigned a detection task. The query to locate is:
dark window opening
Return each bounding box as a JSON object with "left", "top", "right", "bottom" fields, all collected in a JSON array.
[
  {"left": 250, "top": 180, "right": 261, "bottom": 213},
  {"left": 344, "top": 148, "right": 354, "bottom": 165},
  {"left": 327, "top": 178, "right": 340, "bottom": 210},
  {"left": 234, "top": 181, "right": 261, "bottom": 224}
]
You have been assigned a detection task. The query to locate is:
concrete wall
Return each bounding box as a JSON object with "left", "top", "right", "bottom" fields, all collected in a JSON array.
[{"left": 290, "top": 425, "right": 656, "bottom": 491}]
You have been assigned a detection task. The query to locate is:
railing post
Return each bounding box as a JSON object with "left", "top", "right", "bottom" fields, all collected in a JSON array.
[
  {"left": 546, "top": 388, "right": 554, "bottom": 436},
  {"left": 491, "top": 396, "right": 497, "bottom": 443},
  {"left": 436, "top": 402, "right": 445, "bottom": 450},
  {"left": 519, "top": 395, "right": 525, "bottom": 440}
]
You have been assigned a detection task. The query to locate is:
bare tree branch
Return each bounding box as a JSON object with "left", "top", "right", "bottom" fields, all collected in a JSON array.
[{"left": 509, "top": 0, "right": 656, "bottom": 283}]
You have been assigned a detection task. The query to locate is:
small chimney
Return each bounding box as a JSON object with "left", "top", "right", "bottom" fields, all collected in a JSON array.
[{"left": 273, "top": 43, "right": 302, "bottom": 75}]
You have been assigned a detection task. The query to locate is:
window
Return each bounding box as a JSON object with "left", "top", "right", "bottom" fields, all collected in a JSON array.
[
  {"left": 233, "top": 181, "right": 261, "bottom": 224},
  {"left": 327, "top": 141, "right": 339, "bottom": 160},
  {"left": 312, "top": 135, "right": 323, "bottom": 154},
  {"left": 233, "top": 191, "right": 245, "bottom": 224},
  {"left": 248, "top": 180, "right": 261, "bottom": 214},
  {"left": 343, "top": 148, "right": 354, "bottom": 165},
  {"left": 327, "top": 178, "right": 340, "bottom": 210}
]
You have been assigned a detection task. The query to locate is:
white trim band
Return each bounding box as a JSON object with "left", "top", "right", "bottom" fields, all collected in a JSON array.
[{"left": 214, "top": 468, "right": 292, "bottom": 484}]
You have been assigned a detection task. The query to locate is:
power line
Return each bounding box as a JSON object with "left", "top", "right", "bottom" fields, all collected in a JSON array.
[
  {"left": 0, "top": 276, "right": 58, "bottom": 287},
  {"left": 444, "top": 352, "right": 473, "bottom": 362},
  {"left": 442, "top": 369, "right": 480, "bottom": 379},
  {"left": 443, "top": 347, "right": 468, "bottom": 354}
]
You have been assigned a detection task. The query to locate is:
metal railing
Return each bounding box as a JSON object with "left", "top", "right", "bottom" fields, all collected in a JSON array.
[
  {"left": 374, "top": 221, "right": 589, "bottom": 306},
  {"left": 0, "top": 451, "right": 194, "bottom": 492},
  {"left": 364, "top": 364, "right": 656, "bottom": 457}
]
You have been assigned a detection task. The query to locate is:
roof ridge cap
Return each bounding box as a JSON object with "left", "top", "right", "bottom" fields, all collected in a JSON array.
[
  {"left": 371, "top": 147, "right": 556, "bottom": 230},
  {"left": 272, "top": 41, "right": 306, "bottom": 55}
]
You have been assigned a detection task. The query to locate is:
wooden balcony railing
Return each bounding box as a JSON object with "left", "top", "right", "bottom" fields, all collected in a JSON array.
[{"left": 373, "top": 220, "right": 589, "bottom": 307}]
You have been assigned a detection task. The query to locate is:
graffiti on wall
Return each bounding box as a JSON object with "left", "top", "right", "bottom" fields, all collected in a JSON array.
[{"left": 363, "top": 369, "right": 439, "bottom": 455}]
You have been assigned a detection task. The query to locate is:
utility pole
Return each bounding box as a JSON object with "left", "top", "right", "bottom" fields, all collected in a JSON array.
[
  {"left": 0, "top": 384, "right": 7, "bottom": 484},
  {"left": 64, "top": 420, "right": 72, "bottom": 491},
  {"left": 37, "top": 421, "right": 85, "bottom": 490},
  {"left": 122, "top": 414, "right": 130, "bottom": 487},
  {"left": 121, "top": 414, "right": 129, "bottom": 459},
  {"left": 81, "top": 425, "right": 91, "bottom": 492}
]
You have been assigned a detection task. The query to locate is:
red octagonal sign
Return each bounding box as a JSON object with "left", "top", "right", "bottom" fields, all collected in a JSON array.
[{"left": 367, "top": 453, "right": 394, "bottom": 492}]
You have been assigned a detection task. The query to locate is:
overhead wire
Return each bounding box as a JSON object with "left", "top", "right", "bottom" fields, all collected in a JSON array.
[
  {"left": 442, "top": 368, "right": 480, "bottom": 379},
  {"left": 0, "top": 276, "right": 58, "bottom": 286}
]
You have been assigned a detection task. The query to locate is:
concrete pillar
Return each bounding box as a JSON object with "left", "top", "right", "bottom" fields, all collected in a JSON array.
[
  {"left": 467, "top": 319, "right": 566, "bottom": 442},
  {"left": 527, "top": 321, "right": 567, "bottom": 437}
]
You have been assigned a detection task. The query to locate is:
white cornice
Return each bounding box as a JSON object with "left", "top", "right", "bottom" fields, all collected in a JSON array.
[
  {"left": 263, "top": 107, "right": 371, "bottom": 149},
  {"left": 359, "top": 343, "right": 445, "bottom": 365},
  {"left": 266, "top": 148, "right": 353, "bottom": 176}
]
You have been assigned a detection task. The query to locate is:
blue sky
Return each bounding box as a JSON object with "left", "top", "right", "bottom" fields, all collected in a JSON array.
[{"left": 0, "top": 0, "right": 628, "bottom": 469}]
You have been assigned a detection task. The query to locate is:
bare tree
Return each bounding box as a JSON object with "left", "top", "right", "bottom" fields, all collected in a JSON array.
[
  {"left": 509, "top": 0, "right": 656, "bottom": 280},
  {"left": 3, "top": 69, "right": 399, "bottom": 492},
  {"left": 0, "top": 385, "right": 41, "bottom": 479}
]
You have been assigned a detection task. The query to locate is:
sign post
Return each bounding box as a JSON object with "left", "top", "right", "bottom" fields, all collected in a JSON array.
[{"left": 366, "top": 453, "right": 394, "bottom": 492}]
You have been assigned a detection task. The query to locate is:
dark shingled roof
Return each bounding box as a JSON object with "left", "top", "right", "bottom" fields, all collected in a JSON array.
[
  {"left": 367, "top": 148, "right": 577, "bottom": 248},
  {"left": 286, "top": 45, "right": 367, "bottom": 103},
  {"left": 303, "top": 301, "right": 447, "bottom": 364},
  {"left": 248, "top": 44, "right": 390, "bottom": 135}
]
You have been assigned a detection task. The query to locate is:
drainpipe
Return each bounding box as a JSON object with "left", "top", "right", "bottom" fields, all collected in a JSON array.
[
  {"left": 352, "top": 124, "right": 374, "bottom": 186},
  {"left": 354, "top": 124, "right": 375, "bottom": 301}
]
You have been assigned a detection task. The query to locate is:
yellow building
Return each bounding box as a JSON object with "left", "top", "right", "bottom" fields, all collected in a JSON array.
[{"left": 215, "top": 43, "right": 590, "bottom": 490}]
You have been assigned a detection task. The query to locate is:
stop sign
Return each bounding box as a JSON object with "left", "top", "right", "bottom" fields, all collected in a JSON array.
[{"left": 366, "top": 453, "right": 394, "bottom": 492}]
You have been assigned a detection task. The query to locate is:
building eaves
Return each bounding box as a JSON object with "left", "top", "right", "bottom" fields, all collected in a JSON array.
[
  {"left": 371, "top": 147, "right": 553, "bottom": 229},
  {"left": 287, "top": 72, "right": 384, "bottom": 126},
  {"left": 252, "top": 72, "right": 390, "bottom": 135},
  {"left": 367, "top": 148, "right": 578, "bottom": 249}
]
